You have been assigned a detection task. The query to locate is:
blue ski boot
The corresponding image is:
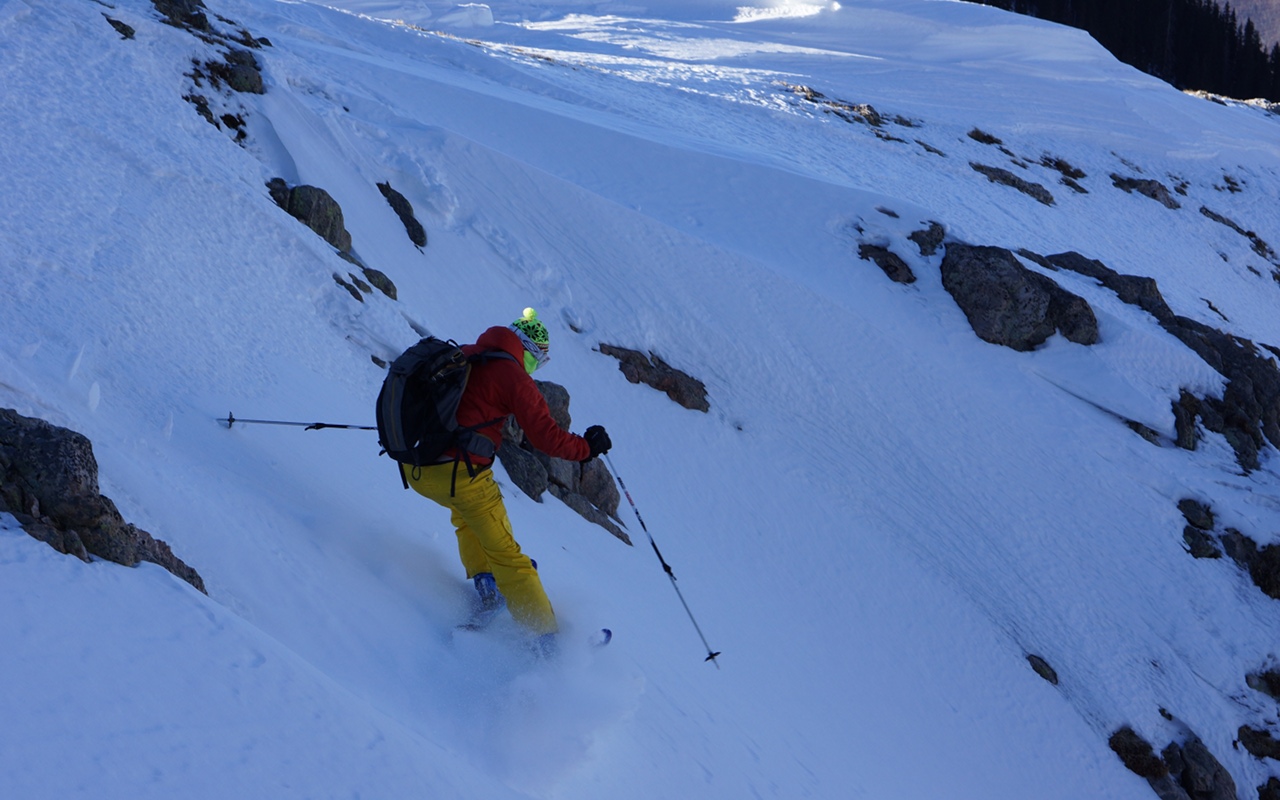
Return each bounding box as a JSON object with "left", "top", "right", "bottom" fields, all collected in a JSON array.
[{"left": 459, "top": 572, "right": 504, "bottom": 630}]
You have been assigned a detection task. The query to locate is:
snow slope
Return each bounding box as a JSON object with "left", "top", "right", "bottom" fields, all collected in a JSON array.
[{"left": 3, "top": 0, "right": 1280, "bottom": 797}]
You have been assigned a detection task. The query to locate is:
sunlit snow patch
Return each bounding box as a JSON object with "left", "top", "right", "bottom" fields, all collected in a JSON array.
[
  {"left": 438, "top": 2, "right": 493, "bottom": 27},
  {"left": 734, "top": 1, "right": 837, "bottom": 22}
]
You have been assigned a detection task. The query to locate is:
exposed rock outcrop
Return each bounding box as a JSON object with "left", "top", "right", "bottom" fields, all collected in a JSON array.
[
  {"left": 377, "top": 181, "right": 427, "bottom": 248},
  {"left": 970, "top": 162, "right": 1055, "bottom": 206},
  {"left": 1111, "top": 175, "right": 1182, "bottom": 209},
  {"left": 496, "top": 382, "right": 630, "bottom": 545},
  {"left": 1046, "top": 251, "right": 1280, "bottom": 471},
  {"left": 908, "top": 221, "right": 946, "bottom": 256},
  {"left": 210, "top": 48, "right": 264, "bottom": 94},
  {"left": 598, "top": 344, "right": 710, "bottom": 412},
  {"left": 940, "top": 243, "right": 1098, "bottom": 351},
  {"left": 1026, "top": 653, "right": 1059, "bottom": 684},
  {"left": 104, "top": 15, "right": 136, "bottom": 38},
  {"left": 0, "top": 409, "right": 205, "bottom": 593},
  {"left": 1178, "top": 498, "right": 1215, "bottom": 531},
  {"left": 1109, "top": 726, "right": 1237, "bottom": 800},
  {"left": 272, "top": 181, "right": 353, "bottom": 253},
  {"left": 1199, "top": 206, "right": 1278, "bottom": 264},
  {"left": 858, "top": 243, "right": 915, "bottom": 284},
  {"left": 1239, "top": 725, "right": 1280, "bottom": 761},
  {"left": 153, "top": 0, "right": 209, "bottom": 30},
  {"left": 266, "top": 180, "right": 398, "bottom": 300}
]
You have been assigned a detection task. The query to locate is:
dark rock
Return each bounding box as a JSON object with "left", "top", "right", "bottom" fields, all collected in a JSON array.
[
  {"left": 1240, "top": 726, "right": 1280, "bottom": 760},
  {"left": 1148, "top": 773, "right": 1194, "bottom": 800},
  {"left": 377, "top": 182, "right": 427, "bottom": 248},
  {"left": 1246, "top": 669, "right": 1280, "bottom": 701},
  {"left": 859, "top": 244, "right": 915, "bottom": 284},
  {"left": 1047, "top": 251, "right": 1175, "bottom": 323},
  {"left": 496, "top": 435, "right": 548, "bottom": 502},
  {"left": 183, "top": 93, "right": 216, "bottom": 127},
  {"left": 970, "top": 162, "right": 1055, "bottom": 206},
  {"left": 211, "top": 50, "right": 265, "bottom": 94},
  {"left": 1111, "top": 174, "right": 1182, "bottom": 209},
  {"left": 279, "top": 183, "right": 353, "bottom": 253},
  {"left": 598, "top": 344, "right": 710, "bottom": 412},
  {"left": 1040, "top": 154, "right": 1086, "bottom": 180},
  {"left": 547, "top": 483, "right": 629, "bottom": 543},
  {"left": 494, "top": 384, "right": 629, "bottom": 545},
  {"left": 1176, "top": 738, "right": 1237, "bottom": 800},
  {"left": 1199, "top": 207, "right": 1278, "bottom": 263},
  {"left": 104, "top": 15, "right": 135, "bottom": 38},
  {"left": 940, "top": 244, "right": 1098, "bottom": 351},
  {"left": 333, "top": 274, "right": 363, "bottom": 302},
  {"left": 0, "top": 408, "right": 205, "bottom": 593},
  {"left": 1128, "top": 419, "right": 1163, "bottom": 444},
  {"left": 1250, "top": 545, "right": 1280, "bottom": 600},
  {"left": 1026, "top": 654, "right": 1059, "bottom": 684},
  {"left": 267, "top": 177, "right": 290, "bottom": 209},
  {"left": 360, "top": 266, "right": 397, "bottom": 301},
  {"left": 908, "top": 221, "right": 946, "bottom": 256},
  {"left": 1016, "top": 249, "right": 1055, "bottom": 270},
  {"left": 348, "top": 273, "right": 372, "bottom": 294},
  {"left": 1221, "top": 528, "right": 1258, "bottom": 569},
  {"left": 1173, "top": 391, "right": 1202, "bottom": 450},
  {"left": 1260, "top": 776, "right": 1280, "bottom": 800},
  {"left": 152, "top": 0, "right": 209, "bottom": 30},
  {"left": 785, "top": 84, "right": 883, "bottom": 126},
  {"left": 535, "top": 381, "right": 572, "bottom": 431},
  {"left": 1184, "top": 525, "right": 1222, "bottom": 559},
  {"left": 1050, "top": 252, "right": 1280, "bottom": 471},
  {"left": 1178, "top": 498, "right": 1215, "bottom": 530},
  {"left": 967, "top": 128, "right": 1003, "bottom": 145},
  {"left": 1110, "top": 726, "right": 1169, "bottom": 779}
]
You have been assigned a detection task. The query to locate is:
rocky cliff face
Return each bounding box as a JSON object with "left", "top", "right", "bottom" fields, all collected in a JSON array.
[{"left": 0, "top": 408, "right": 205, "bottom": 593}]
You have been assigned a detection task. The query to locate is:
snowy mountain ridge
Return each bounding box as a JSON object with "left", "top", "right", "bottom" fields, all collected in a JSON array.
[{"left": 4, "top": 0, "right": 1280, "bottom": 797}]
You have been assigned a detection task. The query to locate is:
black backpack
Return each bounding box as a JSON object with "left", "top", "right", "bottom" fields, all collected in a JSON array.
[{"left": 375, "top": 337, "right": 515, "bottom": 491}]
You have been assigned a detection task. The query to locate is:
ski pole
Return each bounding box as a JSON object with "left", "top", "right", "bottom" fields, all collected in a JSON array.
[
  {"left": 219, "top": 412, "right": 376, "bottom": 431},
  {"left": 604, "top": 453, "right": 722, "bottom": 668}
]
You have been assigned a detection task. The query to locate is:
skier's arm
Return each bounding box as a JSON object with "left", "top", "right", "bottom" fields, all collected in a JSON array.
[{"left": 506, "top": 369, "right": 591, "bottom": 462}]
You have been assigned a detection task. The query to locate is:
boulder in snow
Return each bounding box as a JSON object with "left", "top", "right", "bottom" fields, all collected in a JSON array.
[
  {"left": 0, "top": 408, "right": 206, "bottom": 593},
  {"left": 970, "top": 162, "right": 1055, "bottom": 206},
  {"left": 377, "top": 181, "right": 427, "bottom": 248},
  {"left": 598, "top": 343, "right": 710, "bottom": 412},
  {"left": 940, "top": 243, "right": 1098, "bottom": 351},
  {"left": 268, "top": 178, "right": 353, "bottom": 254},
  {"left": 1111, "top": 174, "right": 1182, "bottom": 209},
  {"left": 858, "top": 243, "right": 915, "bottom": 284}
]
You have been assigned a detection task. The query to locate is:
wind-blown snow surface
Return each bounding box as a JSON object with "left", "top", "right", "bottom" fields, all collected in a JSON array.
[{"left": 4, "top": 0, "right": 1280, "bottom": 796}]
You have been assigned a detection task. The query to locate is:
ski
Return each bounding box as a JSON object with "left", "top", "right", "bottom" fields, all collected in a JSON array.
[{"left": 455, "top": 606, "right": 500, "bottom": 632}]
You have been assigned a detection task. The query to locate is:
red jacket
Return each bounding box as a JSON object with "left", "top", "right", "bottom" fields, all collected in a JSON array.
[{"left": 454, "top": 326, "right": 590, "bottom": 465}]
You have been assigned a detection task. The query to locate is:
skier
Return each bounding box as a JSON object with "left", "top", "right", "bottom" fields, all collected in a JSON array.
[{"left": 402, "top": 308, "right": 612, "bottom": 652}]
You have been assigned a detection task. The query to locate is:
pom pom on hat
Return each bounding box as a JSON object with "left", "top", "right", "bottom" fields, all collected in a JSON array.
[{"left": 511, "top": 307, "right": 549, "bottom": 347}]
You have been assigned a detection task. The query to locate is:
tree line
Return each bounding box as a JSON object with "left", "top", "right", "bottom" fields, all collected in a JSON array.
[{"left": 967, "top": 0, "right": 1280, "bottom": 101}]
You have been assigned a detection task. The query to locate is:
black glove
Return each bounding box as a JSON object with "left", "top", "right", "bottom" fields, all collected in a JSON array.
[{"left": 583, "top": 425, "right": 612, "bottom": 462}]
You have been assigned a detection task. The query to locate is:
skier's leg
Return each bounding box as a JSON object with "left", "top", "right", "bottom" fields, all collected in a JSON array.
[
  {"left": 403, "top": 463, "right": 491, "bottom": 578},
  {"left": 450, "top": 471, "right": 556, "bottom": 635},
  {"left": 404, "top": 463, "right": 556, "bottom": 634}
]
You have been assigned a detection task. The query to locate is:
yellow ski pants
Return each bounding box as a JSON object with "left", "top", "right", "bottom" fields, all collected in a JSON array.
[{"left": 403, "top": 463, "right": 557, "bottom": 635}]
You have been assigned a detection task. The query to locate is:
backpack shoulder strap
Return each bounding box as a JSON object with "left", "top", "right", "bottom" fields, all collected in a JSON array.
[{"left": 467, "top": 348, "right": 517, "bottom": 365}]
